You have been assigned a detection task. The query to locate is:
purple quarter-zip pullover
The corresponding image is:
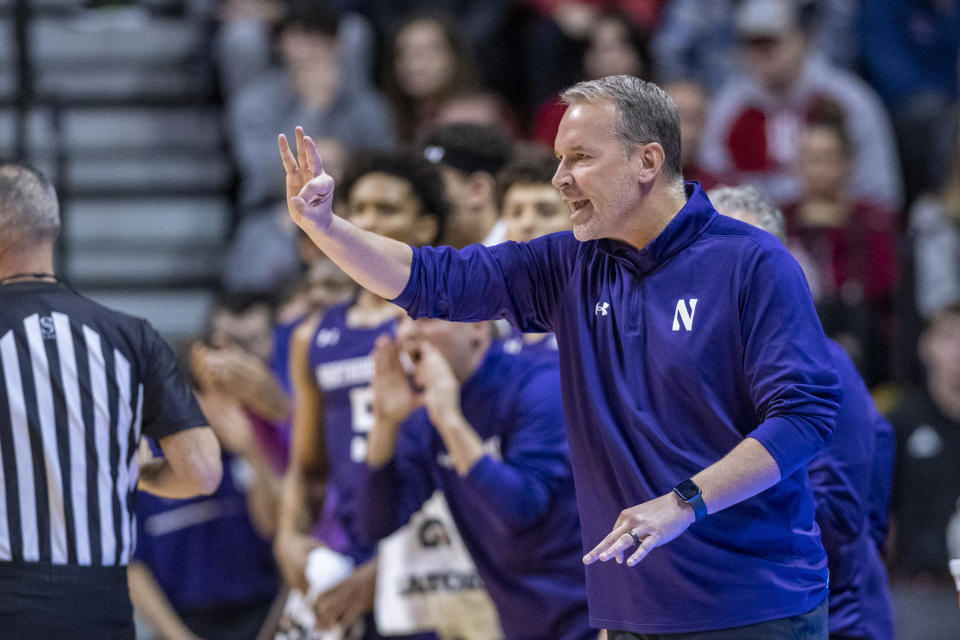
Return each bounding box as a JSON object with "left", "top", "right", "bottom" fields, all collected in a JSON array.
[{"left": 392, "top": 183, "right": 840, "bottom": 634}]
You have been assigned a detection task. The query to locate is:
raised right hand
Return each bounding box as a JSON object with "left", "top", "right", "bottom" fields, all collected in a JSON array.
[{"left": 278, "top": 126, "right": 335, "bottom": 232}]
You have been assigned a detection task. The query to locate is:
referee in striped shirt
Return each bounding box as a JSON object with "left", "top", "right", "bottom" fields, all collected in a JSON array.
[{"left": 0, "top": 162, "right": 222, "bottom": 639}]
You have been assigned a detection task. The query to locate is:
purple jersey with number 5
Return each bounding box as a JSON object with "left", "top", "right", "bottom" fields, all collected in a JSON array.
[{"left": 307, "top": 301, "right": 395, "bottom": 563}]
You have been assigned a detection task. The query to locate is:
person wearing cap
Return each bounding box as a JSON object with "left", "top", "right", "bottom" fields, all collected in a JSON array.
[
  {"left": 419, "top": 123, "right": 514, "bottom": 249},
  {"left": 279, "top": 74, "right": 840, "bottom": 638},
  {"left": 699, "top": 0, "right": 901, "bottom": 210}
]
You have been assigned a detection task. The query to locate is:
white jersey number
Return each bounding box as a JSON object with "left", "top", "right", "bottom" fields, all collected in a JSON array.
[{"left": 349, "top": 386, "right": 374, "bottom": 463}]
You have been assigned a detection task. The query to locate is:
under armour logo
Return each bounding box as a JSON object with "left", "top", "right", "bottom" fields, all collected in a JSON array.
[
  {"left": 595, "top": 302, "right": 610, "bottom": 316},
  {"left": 672, "top": 299, "right": 698, "bottom": 331},
  {"left": 315, "top": 328, "right": 341, "bottom": 348}
]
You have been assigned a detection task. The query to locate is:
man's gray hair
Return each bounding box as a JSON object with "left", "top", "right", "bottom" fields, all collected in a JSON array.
[
  {"left": 708, "top": 184, "right": 786, "bottom": 243},
  {"left": 561, "top": 74, "right": 683, "bottom": 179},
  {"left": 0, "top": 162, "right": 60, "bottom": 244}
]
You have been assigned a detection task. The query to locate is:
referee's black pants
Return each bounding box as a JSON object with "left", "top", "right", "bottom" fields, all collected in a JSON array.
[{"left": 0, "top": 560, "right": 134, "bottom": 639}]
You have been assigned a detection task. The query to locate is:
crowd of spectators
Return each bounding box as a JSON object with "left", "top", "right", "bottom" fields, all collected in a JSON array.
[
  {"left": 209, "top": 0, "right": 960, "bottom": 386},
  {"left": 125, "top": 0, "right": 960, "bottom": 639}
]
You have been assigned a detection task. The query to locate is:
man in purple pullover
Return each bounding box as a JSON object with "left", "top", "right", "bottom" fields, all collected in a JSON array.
[{"left": 278, "top": 74, "right": 840, "bottom": 638}]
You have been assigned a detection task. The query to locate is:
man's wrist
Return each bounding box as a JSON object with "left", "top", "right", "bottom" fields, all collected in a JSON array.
[
  {"left": 433, "top": 409, "right": 468, "bottom": 434},
  {"left": 276, "top": 519, "right": 307, "bottom": 536},
  {"left": 315, "top": 210, "right": 341, "bottom": 236},
  {"left": 672, "top": 479, "right": 708, "bottom": 521},
  {"left": 373, "top": 412, "right": 404, "bottom": 432},
  {"left": 671, "top": 493, "right": 697, "bottom": 526}
]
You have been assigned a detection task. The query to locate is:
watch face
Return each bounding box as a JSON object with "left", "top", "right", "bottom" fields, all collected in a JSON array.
[{"left": 674, "top": 479, "right": 702, "bottom": 502}]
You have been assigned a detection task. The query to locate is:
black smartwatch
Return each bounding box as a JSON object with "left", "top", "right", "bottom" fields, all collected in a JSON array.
[{"left": 673, "top": 479, "right": 707, "bottom": 521}]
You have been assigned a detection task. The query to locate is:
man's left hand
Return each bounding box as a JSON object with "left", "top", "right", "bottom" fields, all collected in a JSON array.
[
  {"left": 583, "top": 493, "right": 696, "bottom": 567},
  {"left": 415, "top": 342, "right": 464, "bottom": 430},
  {"left": 371, "top": 335, "right": 420, "bottom": 427}
]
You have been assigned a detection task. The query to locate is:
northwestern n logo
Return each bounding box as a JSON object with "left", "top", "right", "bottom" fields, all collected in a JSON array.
[{"left": 672, "top": 299, "right": 698, "bottom": 331}]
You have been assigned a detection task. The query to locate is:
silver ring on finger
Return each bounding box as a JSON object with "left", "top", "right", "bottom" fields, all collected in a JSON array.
[{"left": 628, "top": 530, "right": 641, "bottom": 547}]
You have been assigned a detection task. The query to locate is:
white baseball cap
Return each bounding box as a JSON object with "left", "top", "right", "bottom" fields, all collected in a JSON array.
[{"left": 736, "top": 0, "right": 802, "bottom": 37}]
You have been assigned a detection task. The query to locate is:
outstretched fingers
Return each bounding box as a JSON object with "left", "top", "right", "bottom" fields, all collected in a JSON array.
[
  {"left": 585, "top": 526, "right": 631, "bottom": 565},
  {"left": 278, "top": 133, "right": 298, "bottom": 174},
  {"left": 585, "top": 520, "right": 661, "bottom": 567},
  {"left": 295, "top": 126, "right": 308, "bottom": 172},
  {"left": 303, "top": 135, "right": 324, "bottom": 177},
  {"left": 625, "top": 533, "right": 658, "bottom": 566}
]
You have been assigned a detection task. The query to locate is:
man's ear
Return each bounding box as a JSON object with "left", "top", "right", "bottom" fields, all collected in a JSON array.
[
  {"left": 412, "top": 214, "right": 440, "bottom": 246},
  {"left": 633, "top": 142, "right": 666, "bottom": 185}
]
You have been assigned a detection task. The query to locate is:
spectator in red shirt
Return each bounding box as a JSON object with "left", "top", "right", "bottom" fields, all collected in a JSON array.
[
  {"left": 699, "top": 0, "right": 902, "bottom": 210},
  {"left": 783, "top": 105, "right": 900, "bottom": 384}
]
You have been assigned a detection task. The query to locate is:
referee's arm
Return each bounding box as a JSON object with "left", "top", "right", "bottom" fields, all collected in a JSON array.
[{"left": 138, "top": 427, "right": 222, "bottom": 498}]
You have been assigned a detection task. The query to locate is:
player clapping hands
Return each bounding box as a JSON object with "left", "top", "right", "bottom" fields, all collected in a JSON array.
[{"left": 368, "top": 331, "right": 485, "bottom": 476}]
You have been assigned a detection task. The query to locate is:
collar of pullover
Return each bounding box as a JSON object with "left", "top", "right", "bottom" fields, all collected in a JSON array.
[{"left": 596, "top": 182, "right": 717, "bottom": 275}]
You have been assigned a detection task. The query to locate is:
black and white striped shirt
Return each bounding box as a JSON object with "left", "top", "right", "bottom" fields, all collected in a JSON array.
[{"left": 0, "top": 281, "right": 206, "bottom": 567}]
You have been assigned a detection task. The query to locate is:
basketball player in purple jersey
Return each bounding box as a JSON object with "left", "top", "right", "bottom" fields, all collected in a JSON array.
[{"left": 276, "top": 132, "right": 448, "bottom": 637}]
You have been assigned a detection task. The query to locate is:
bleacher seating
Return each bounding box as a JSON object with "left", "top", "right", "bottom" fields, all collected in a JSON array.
[{"left": 0, "top": 1, "right": 233, "bottom": 342}]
